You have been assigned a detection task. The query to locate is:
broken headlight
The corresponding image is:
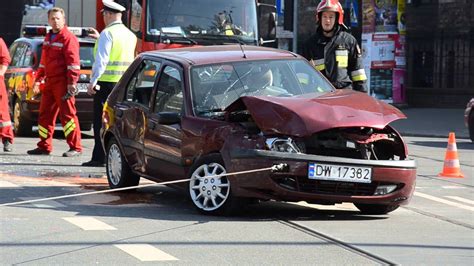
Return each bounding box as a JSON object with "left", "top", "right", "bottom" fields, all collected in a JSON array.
[{"left": 266, "top": 137, "right": 302, "bottom": 153}]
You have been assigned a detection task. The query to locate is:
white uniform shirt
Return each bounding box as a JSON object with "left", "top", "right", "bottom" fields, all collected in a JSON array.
[{"left": 90, "top": 21, "right": 122, "bottom": 86}]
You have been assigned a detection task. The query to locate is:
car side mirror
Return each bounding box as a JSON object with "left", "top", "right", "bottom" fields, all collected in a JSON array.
[
  {"left": 157, "top": 111, "right": 181, "bottom": 125},
  {"left": 258, "top": 3, "right": 277, "bottom": 45}
]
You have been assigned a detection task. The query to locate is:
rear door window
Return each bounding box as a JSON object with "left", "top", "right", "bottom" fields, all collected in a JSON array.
[{"left": 124, "top": 59, "right": 162, "bottom": 107}]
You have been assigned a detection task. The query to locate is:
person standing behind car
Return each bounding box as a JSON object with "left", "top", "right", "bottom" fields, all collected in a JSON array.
[
  {"left": 0, "top": 37, "right": 14, "bottom": 152},
  {"left": 302, "top": 0, "right": 367, "bottom": 92},
  {"left": 27, "top": 7, "right": 83, "bottom": 157},
  {"left": 82, "top": 0, "right": 137, "bottom": 167}
]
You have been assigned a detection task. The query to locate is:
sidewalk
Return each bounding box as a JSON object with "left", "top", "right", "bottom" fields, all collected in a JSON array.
[{"left": 389, "top": 108, "right": 470, "bottom": 139}]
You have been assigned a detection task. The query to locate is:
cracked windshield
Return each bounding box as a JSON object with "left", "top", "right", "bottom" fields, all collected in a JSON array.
[
  {"left": 191, "top": 59, "right": 334, "bottom": 117},
  {"left": 147, "top": 0, "right": 258, "bottom": 44}
]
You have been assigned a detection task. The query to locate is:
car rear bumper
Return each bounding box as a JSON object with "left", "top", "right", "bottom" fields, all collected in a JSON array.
[{"left": 226, "top": 149, "right": 417, "bottom": 206}]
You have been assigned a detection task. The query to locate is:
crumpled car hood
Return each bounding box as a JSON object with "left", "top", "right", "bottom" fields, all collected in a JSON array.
[{"left": 225, "top": 89, "right": 406, "bottom": 137}]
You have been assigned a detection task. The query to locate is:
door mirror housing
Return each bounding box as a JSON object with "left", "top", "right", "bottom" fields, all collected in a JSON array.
[
  {"left": 257, "top": 3, "right": 277, "bottom": 45},
  {"left": 157, "top": 111, "right": 181, "bottom": 125}
]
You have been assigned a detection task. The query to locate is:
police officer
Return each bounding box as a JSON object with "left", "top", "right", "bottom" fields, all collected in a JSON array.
[
  {"left": 302, "top": 0, "right": 367, "bottom": 92},
  {"left": 82, "top": 0, "right": 137, "bottom": 167},
  {"left": 27, "top": 7, "right": 82, "bottom": 157}
]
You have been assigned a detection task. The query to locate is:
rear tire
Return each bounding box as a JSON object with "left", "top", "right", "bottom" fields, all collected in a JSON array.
[
  {"left": 188, "top": 154, "right": 240, "bottom": 215},
  {"left": 105, "top": 137, "right": 140, "bottom": 189},
  {"left": 13, "top": 98, "right": 33, "bottom": 137},
  {"left": 355, "top": 203, "right": 399, "bottom": 215}
]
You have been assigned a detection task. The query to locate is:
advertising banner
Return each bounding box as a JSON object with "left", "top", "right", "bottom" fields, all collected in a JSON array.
[
  {"left": 370, "top": 68, "right": 393, "bottom": 102},
  {"left": 370, "top": 33, "right": 396, "bottom": 69},
  {"left": 395, "top": 34, "right": 405, "bottom": 68},
  {"left": 374, "top": 0, "right": 397, "bottom": 33},
  {"left": 362, "top": 0, "right": 376, "bottom": 33},
  {"left": 392, "top": 68, "right": 406, "bottom": 104},
  {"left": 397, "top": 0, "right": 406, "bottom": 35}
]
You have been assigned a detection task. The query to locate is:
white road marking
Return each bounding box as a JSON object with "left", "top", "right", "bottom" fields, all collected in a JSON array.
[
  {"left": 62, "top": 217, "right": 117, "bottom": 230},
  {"left": 414, "top": 192, "right": 474, "bottom": 211},
  {"left": 115, "top": 244, "right": 178, "bottom": 262},
  {"left": 442, "top": 186, "right": 466, "bottom": 189},
  {"left": 0, "top": 180, "right": 20, "bottom": 188},
  {"left": 445, "top": 196, "right": 474, "bottom": 205},
  {"left": 293, "top": 201, "right": 359, "bottom": 211},
  {"left": 20, "top": 197, "right": 65, "bottom": 208}
]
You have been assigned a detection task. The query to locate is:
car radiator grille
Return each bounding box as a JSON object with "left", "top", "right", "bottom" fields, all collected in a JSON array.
[{"left": 275, "top": 176, "right": 379, "bottom": 196}]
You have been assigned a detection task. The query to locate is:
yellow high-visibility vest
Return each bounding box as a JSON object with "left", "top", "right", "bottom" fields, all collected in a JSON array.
[{"left": 95, "top": 23, "right": 137, "bottom": 82}]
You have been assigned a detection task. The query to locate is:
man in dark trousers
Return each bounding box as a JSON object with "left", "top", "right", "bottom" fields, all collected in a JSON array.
[
  {"left": 82, "top": 0, "right": 137, "bottom": 167},
  {"left": 302, "top": 0, "right": 367, "bottom": 92},
  {"left": 27, "top": 7, "right": 82, "bottom": 157}
]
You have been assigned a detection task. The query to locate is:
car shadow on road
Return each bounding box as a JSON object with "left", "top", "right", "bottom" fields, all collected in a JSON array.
[{"left": 2, "top": 184, "right": 389, "bottom": 222}]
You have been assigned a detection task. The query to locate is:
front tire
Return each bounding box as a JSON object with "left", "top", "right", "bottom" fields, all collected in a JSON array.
[
  {"left": 355, "top": 203, "right": 399, "bottom": 215},
  {"left": 13, "top": 98, "right": 33, "bottom": 137},
  {"left": 188, "top": 154, "right": 238, "bottom": 215},
  {"left": 106, "top": 138, "right": 140, "bottom": 189}
]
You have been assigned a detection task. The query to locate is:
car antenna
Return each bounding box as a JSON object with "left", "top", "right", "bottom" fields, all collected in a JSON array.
[{"left": 239, "top": 42, "right": 247, "bottom": 58}]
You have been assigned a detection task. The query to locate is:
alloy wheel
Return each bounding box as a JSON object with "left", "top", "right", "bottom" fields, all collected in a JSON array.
[
  {"left": 189, "top": 162, "right": 230, "bottom": 212},
  {"left": 107, "top": 143, "right": 122, "bottom": 186}
]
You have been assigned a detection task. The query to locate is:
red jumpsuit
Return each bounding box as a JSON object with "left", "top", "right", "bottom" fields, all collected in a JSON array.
[
  {"left": 0, "top": 37, "right": 14, "bottom": 144},
  {"left": 35, "top": 26, "right": 82, "bottom": 152}
]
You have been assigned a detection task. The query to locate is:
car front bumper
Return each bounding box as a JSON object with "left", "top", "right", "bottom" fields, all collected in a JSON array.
[{"left": 225, "top": 149, "right": 417, "bottom": 206}]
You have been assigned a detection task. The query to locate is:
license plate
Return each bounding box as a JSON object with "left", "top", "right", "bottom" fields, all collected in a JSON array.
[
  {"left": 308, "top": 163, "right": 372, "bottom": 183},
  {"left": 77, "top": 83, "right": 88, "bottom": 93}
]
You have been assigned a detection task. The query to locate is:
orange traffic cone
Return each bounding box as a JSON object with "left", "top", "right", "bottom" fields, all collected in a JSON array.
[{"left": 438, "top": 132, "right": 464, "bottom": 178}]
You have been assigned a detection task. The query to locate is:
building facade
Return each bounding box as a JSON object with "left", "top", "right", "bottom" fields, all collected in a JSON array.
[
  {"left": 282, "top": 0, "right": 473, "bottom": 108},
  {"left": 405, "top": 0, "right": 473, "bottom": 107}
]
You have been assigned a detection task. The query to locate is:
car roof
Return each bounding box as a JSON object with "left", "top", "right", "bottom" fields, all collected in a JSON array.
[{"left": 141, "top": 45, "right": 301, "bottom": 66}]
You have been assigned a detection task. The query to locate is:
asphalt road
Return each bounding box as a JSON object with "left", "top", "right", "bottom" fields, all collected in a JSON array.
[{"left": 0, "top": 132, "right": 473, "bottom": 265}]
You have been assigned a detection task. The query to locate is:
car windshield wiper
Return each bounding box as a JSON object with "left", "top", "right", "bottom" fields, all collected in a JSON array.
[
  {"left": 197, "top": 34, "right": 249, "bottom": 45},
  {"left": 161, "top": 33, "right": 198, "bottom": 45}
]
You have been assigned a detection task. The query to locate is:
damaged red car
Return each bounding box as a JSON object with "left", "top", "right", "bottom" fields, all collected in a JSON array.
[{"left": 100, "top": 45, "right": 417, "bottom": 215}]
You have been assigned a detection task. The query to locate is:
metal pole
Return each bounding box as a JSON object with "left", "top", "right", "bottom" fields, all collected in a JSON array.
[{"left": 292, "top": 0, "right": 298, "bottom": 53}]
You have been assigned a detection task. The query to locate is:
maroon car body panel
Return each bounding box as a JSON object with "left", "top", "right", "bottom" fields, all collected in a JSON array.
[
  {"left": 101, "top": 45, "right": 417, "bottom": 214},
  {"left": 226, "top": 89, "right": 406, "bottom": 137}
]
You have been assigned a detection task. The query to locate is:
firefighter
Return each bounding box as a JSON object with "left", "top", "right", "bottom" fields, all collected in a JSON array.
[
  {"left": 27, "top": 7, "right": 82, "bottom": 157},
  {"left": 0, "top": 37, "right": 14, "bottom": 152},
  {"left": 82, "top": 0, "right": 137, "bottom": 167},
  {"left": 302, "top": 0, "right": 367, "bottom": 92}
]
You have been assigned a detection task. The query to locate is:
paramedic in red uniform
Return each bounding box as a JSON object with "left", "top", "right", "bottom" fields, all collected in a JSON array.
[
  {"left": 0, "top": 37, "right": 14, "bottom": 152},
  {"left": 27, "top": 7, "right": 83, "bottom": 157}
]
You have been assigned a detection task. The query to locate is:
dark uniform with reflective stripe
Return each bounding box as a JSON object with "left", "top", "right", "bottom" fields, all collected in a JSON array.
[{"left": 302, "top": 26, "right": 367, "bottom": 92}]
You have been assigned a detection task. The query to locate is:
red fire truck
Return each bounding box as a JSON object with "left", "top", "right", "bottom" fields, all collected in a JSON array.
[{"left": 56, "top": 0, "right": 276, "bottom": 52}]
